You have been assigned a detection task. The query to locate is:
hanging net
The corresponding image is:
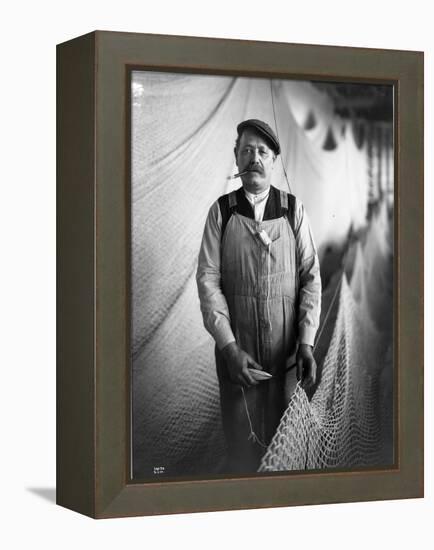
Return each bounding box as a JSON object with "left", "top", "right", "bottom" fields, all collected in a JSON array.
[{"left": 259, "top": 204, "right": 393, "bottom": 472}]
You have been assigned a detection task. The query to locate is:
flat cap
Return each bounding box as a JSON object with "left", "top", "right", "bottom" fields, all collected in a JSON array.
[{"left": 237, "top": 119, "right": 281, "bottom": 155}]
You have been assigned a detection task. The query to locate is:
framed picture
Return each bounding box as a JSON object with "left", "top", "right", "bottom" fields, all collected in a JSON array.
[{"left": 57, "top": 31, "right": 423, "bottom": 518}]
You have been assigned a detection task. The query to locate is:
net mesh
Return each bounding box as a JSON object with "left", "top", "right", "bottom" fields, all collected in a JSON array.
[{"left": 259, "top": 204, "right": 393, "bottom": 471}]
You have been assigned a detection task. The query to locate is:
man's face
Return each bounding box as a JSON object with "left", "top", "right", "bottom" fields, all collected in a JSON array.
[{"left": 235, "top": 128, "right": 276, "bottom": 194}]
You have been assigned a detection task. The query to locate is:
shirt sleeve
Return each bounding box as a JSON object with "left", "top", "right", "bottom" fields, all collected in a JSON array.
[
  {"left": 294, "top": 199, "right": 322, "bottom": 347},
  {"left": 196, "top": 201, "right": 236, "bottom": 350}
]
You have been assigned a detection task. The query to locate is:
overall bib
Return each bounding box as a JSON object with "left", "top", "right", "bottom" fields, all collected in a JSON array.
[{"left": 216, "top": 191, "right": 299, "bottom": 473}]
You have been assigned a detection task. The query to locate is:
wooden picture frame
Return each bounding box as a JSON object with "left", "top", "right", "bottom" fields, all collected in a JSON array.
[{"left": 57, "top": 30, "right": 423, "bottom": 518}]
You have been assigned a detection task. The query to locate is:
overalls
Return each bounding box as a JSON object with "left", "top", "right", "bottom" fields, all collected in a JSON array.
[{"left": 216, "top": 190, "right": 299, "bottom": 473}]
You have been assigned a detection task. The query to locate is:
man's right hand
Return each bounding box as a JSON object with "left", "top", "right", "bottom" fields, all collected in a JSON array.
[{"left": 221, "top": 342, "right": 263, "bottom": 387}]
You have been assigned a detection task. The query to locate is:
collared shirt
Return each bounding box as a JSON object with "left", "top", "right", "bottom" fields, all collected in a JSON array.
[
  {"left": 196, "top": 186, "right": 321, "bottom": 350},
  {"left": 244, "top": 187, "right": 270, "bottom": 222}
]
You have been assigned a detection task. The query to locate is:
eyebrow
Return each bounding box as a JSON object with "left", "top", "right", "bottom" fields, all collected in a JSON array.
[{"left": 241, "top": 143, "right": 270, "bottom": 150}]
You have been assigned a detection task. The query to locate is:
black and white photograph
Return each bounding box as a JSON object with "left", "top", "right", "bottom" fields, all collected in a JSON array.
[{"left": 130, "top": 71, "right": 394, "bottom": 480}]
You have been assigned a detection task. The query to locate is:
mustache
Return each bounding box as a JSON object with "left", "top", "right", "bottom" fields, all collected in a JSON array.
[{"left": 244, "top": 163, "right": 264, "bottom": 174}]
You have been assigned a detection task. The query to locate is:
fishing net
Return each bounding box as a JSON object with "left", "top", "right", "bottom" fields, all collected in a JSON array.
[{"left": 259, "top": 207, "right": 393, "bottom": 472}]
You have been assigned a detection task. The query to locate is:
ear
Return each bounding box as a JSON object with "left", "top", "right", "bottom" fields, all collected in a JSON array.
[{"left": 234, "top": 147, "right": 240, "bottom": 167}]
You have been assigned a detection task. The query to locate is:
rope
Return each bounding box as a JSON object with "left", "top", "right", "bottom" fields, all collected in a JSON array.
[
  {"left": 241, "top": 387, "right": 268, "bottom": 448},
  {"left": 313, "top": 275, "right": 343, "bottom": 353},
  {"left": 269, "top": 79, "right": 292, "bottom": 194}
]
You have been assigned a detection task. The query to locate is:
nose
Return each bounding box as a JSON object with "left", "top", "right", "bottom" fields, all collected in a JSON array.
[{"left": 249, "top": 148, "right": 261, "bottom": 164}]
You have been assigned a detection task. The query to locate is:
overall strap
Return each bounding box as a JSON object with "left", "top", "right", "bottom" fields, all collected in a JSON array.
[
  {"left": 279, "top": 189, "right": 297, "bottom": 238},
  {"left": 218, "top": 190, "right": 238, "bottom": 242},
  {"left": 280, "top": 189, "right": 300, "bottom": 300},
  {"left": 219, "top": 188, "right": 297, "bottom": 241}
]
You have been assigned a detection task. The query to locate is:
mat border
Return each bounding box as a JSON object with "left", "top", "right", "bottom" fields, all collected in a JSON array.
[{"left": 56, "top": 30, "right": 424, "bottom": 519}]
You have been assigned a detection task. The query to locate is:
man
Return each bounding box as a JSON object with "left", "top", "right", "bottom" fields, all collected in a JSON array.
[{"left": 196, "top": 119, "right": 321, "bottom": 473}]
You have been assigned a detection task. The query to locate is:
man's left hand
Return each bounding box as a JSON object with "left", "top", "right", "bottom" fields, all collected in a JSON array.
[{"left": 296, "top": 344, "right": 317, "bottom": 390}]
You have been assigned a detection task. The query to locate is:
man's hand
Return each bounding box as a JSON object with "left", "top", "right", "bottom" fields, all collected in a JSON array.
[
  {"left": 296, "top": 344, "right": 317, "bottom": 390},
  {"left": 221, "top": 342, "right": 263, "bottom": 387}
]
